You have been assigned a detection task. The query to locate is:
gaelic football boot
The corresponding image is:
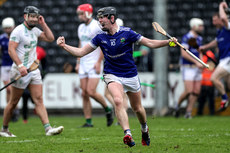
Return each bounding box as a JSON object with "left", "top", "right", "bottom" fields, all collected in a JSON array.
[{"left": 123, "top": 134, "right": 135, "bottom": 147}]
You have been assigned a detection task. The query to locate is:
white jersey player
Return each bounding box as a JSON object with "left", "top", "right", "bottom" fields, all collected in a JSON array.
[
  {"left": 76, "top": 4, "right": 113, "bottom": 127},
  {"left": 0, "top": 6, "right": 63, "bottom": 137},
  {"left": 77, "top": 18, "right": 102, "bottom": 78}
]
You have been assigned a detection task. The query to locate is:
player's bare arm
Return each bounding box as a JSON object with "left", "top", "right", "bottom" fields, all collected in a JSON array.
[
  {"left": 180, "top": 47, "right": 203, "bottom": 68},
  {"left": 38, "top": 15, "right": 55, "bottom": 42},
  {"left": 219, "top": 2, "right": 229, "bottom": 28},
  {"left": 139, "top": 37, "right": 177, "bottom": 49},
  {"left": 8, "top": 41, "right": 28, "bottom": 76},
  {"left": 57, "top": 36, "right": 94, "bottom": 57},
  {"left": 199, "top": 39, "right": 218, "bottom": 52}
]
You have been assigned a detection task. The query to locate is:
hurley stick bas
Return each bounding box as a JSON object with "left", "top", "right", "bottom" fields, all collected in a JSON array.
[
  {"left": 0, "top": 59, "right": 40, "bottom": 92},
  {"left": 152, "top": 22, "right": 209, "bottom": 69}
]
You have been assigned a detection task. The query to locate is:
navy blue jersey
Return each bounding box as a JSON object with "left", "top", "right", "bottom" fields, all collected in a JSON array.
[
  {"left": 0, "top": 33, "right": 13, "bottom": 66},
  {"left": 216, "top": 26, "right": 230, "bottom": 60},
  {"left": 90, "top": 26, "right": 142, "bottom": 77},
  {"left": 180, "top": 32, "right": 202, "bottom": 65}
]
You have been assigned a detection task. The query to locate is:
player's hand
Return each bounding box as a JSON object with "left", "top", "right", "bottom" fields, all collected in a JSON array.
[
  {"left": 198, "top": 45, "right": 206, "bottom": 53},
  {"left": 38, "top": 15, "right": 45, "bottom": 25},
  {"left": 195, "top": 62, "right": 204, "bottom": 69},
  {"left": 75, "top": 64, "right": 79, "bottom": 74},
  {"left": 94, "top": 62, "right": 101, "bottom": 74},
  {"left": 18, "top": 66, "right": 28, "bottom": 77},
  {"left": 220, "top": 1, "right": 228, "bottom": 9},
  {"left": 169, "top": 37, "right": 177, "bottom": 47},
  {"left": 57, "top": 36, "right": 65, "bottom": 47}
]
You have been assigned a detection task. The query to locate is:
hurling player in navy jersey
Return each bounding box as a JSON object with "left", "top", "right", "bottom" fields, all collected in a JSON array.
[
  {"left": 200, "top": 1, "right": 230, "bottom": 112},
  {"left": 57, "top": 7, "right": 177, "bottom": 147}
]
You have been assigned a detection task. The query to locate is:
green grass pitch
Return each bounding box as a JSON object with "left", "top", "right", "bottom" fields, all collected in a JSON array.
[{"left": 0, "top": 115, "right": 230, "bottom": 153}]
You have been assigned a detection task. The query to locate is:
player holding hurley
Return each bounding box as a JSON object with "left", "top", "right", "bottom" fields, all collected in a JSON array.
[{"left": 57, "top": 6, "right": 177, "bottom": 147}]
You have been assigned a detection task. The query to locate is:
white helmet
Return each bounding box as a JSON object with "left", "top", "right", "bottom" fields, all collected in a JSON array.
[
  {"left": 2, "top": 17, "right": 15, "bottom": 28},
  {"left": 116, "top": 18, "right": 124, "bottom": 26},
  {"left": 189, "top": 18, "right": 203, "bottom": 29}
]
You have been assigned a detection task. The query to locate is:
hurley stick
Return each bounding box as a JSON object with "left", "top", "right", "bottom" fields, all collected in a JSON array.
[
  {"left": 0, "top": 60, "right": 40, "bottom": 91},
  {"left": 152, "top": 22, "right": 209, "bottom": 69}
]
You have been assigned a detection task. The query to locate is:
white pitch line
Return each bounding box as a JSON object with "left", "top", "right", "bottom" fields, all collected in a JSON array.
[{"left": 2, "top": 140, "right": 36, "bottom": 143}]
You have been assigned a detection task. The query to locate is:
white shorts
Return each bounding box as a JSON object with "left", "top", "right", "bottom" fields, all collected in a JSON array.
[
  {"left": 103, "top": 74, "right": 141, "bottom": 93},
  {"left": 181, "top": 66, "right": 202, "bottom": 81},
  {"left": 10, "top": 68, "right": 42, "bottom": 89},
  {"left": 1, "top": 66, "right": 11, "bottom": 81},
  {"left": 218, "top": 57, "right": 230, "bottom": 73},
  {"left": 78, "top": 62, "right": 102, "bottom": 79}
]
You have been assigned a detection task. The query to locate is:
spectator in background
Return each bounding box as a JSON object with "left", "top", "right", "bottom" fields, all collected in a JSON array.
[
  {"left": 197, "top": 50, "right": 217, "bottom": 115},
  {"left": 0, "top": 17, "right": 20, "bottom": 122},
  {"left": 21, "top": 46, "right": 47, "bottom": 124},
  {"left": 199, "top": 2, "right": 230, "bottom": 111},
  {"left": 75, "top": 4, "right": 113, "bottom": 127},
  {"left": 174, "top": 18, "right": 204, "bottom": 119}
]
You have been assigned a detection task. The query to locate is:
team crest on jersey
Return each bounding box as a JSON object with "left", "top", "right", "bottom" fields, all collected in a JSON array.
[{"left": 120, "top": 37, "right": 125, "bottom": 44}]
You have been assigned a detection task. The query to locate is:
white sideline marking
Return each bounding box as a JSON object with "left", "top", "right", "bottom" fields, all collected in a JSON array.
[{"left": 2, "top": 140, "right": 36, "bottom": 143}]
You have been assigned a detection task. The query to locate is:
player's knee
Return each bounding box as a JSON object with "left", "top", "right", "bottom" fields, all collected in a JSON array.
[
  {"left": 81, "top": 90, "right": 88, "bottom": 97},
  {"left": 132, "top": 105, "right": 143, "bottom": 113},
  {"left": 210, "top": 75, "right": 216, "bottom": 84},
  {"left": 33, "top": 95, "right": 43, "bottom": 105},
  {"left": 87, "top": 89, "right": 96, "bottom": 97},
  {"left": 113, "top": 97, "right": 123, "bottom": 108}
]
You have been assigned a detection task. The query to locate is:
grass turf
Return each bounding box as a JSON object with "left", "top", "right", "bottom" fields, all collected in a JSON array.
[{"left": 0, "top": 115, "right": 230, "bottom": 153}]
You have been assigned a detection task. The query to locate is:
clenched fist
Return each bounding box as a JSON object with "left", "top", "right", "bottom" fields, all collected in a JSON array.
[{"left": 57, "top": 36, "right": 65, "bottom": 47}]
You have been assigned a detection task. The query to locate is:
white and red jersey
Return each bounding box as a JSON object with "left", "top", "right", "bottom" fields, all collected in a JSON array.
[{"left": 78, "top": 19, "right": 101, "bottom": 65}]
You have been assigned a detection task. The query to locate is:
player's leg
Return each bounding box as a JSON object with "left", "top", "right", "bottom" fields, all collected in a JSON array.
[
  {"left": 107, "top": 82, "right": 129, "bottom": 129},
  {"left": 104, "top": 87, "right": 115, "bottom": 107},
  {"left": 211, "top": 66, "right": 229, "bottom": 111},
  {"left": 29, "top": 84, "right": 49, "bottom": 124},
  {"left": 127, "top": 91, "right": 150, "bottom": 146},
  {"left": 174, "top": 88, "right": 189, "bottom": 117},
  {"left": 80, "top": 78, "right": 93, "bottom": 127},
  {"left": 87, "top": 78, "right": 113, "bottom": 126},
  {"left": 0, "top": 86, "right": 23, "bottom": 137},
  {"left": 107, "top": 82, "right": 135, "bottom": 146},
  {"left": 29, "top": 83, "right": 63, "bottom": 136},
  {"left": 183, "top": 80, "right": 194, "bottom": 118},
  {"left": 3, "top": 81, "right": 11, "bottom": 102},
  {"left": 185, "top": 80, "right": 201, "bottom": 118},
  {"left": 87, "top": 78, "right": 108, "bottom": 108}
]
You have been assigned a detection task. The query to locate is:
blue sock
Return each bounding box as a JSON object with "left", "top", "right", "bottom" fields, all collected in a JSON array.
[{"left": 221, "top": 94, "right": 228, "bottom": 100}]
